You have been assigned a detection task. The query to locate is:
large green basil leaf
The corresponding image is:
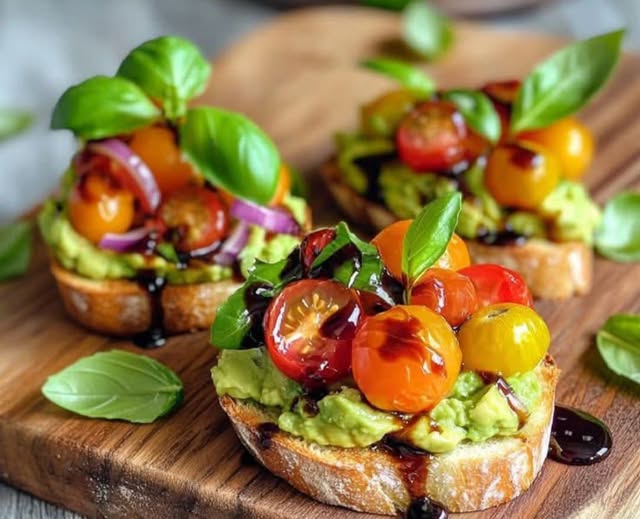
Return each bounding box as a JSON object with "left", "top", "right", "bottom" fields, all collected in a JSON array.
[
  {"left": 596, "top": 314, "right": 640, "bottom": 384},
  {"left": 117, "top": 35, "right": 211, "bottom": 120},
  {"left": 511, "top": 29, "right": 625, "bottom": 133},
  {"left": 0, "top": 109, "right": 33, "bottom": 141},
  {"left": 0, "top": 220, "right": 33, "bottom": 282},
  {"left": 402, "top": 192, "right": 462, "bottom": 286},
  {"left": 595, "top": 191, "right": 640, "bottom": 262},
  {"left": 41, "top": 350, "right": 183, "bottom": 423},
  {"left": 361, "top": 58, "right": 435, "bottom": 98},
  {"left": 443, "top": 89, "right": 501, "bottom": 143},
  {"left": 402, "top": 1, "right": 453, "bottom": 60},
  {"left": 180, "top": 107, "right": 280, "bottom": 204},
  {"left": 50, "top": 76, "right": 161, "bottom": 139}
]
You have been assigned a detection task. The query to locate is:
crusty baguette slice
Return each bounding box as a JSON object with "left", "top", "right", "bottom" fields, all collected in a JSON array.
[
  {"left": 322, "top": 159, "right": 593, "bottom": 300},
  {"left": 219, "top": 356, "right": 559, "bottom": 515},
  {"left": 51, "top": 262, "right": 239, "bottom": 336}
]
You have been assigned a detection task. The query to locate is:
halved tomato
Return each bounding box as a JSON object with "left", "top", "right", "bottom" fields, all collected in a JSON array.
[{"left": 264, "top": 279, "right": 363, "bottom": 386}]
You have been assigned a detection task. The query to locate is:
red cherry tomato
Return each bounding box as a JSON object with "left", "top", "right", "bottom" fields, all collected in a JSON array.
[
  {"left": 458, "top": 264, "right": 533, "bottom": 308},
  {"left": 159, "top": 186, "right": 229, "bottom": 252},
  {"left": 410, "top": 268, "right": 478, "bottom": 327},
  {"left": 300, "top": 228, "right": 337, "bottom": 273},
  {"left": 396, "top": 100, "right": 470, "bottom": 172},
  {"left": 265, "top": 279, "right": 364, "bottom": 386}
]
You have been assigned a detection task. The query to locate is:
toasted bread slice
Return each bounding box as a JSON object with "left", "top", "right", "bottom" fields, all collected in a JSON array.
[
  {"left": 322, "top": 160, "right": 593, "bottom": 299},
  {"left": 219, "top": 356, "right": 558, "bottom": 515},
  {"left": 51, "top": 262, "right": 239, "bottom": 336}
]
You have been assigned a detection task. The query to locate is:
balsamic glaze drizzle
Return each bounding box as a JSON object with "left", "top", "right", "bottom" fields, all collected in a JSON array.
[{"left": 132, "top": 269, "right": 167, "bottom": 349}]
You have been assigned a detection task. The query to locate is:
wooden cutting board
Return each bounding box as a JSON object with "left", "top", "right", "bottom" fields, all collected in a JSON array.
[{"left": 2, "top": 6, "right": 640, "bottom": 519}]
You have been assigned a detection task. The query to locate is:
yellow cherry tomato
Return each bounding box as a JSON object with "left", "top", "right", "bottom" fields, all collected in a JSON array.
[
  {"left": 360, "top": 89, "right": 416, "bottom": 138},
  {"left": 458, "top": 303, "right": 550, "bottom": 377}
]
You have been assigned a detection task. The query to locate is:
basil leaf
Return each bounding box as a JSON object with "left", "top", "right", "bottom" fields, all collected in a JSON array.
[
  {"left": 0, "top": 220, "right": 33, "bottom": 282},
  {"left": 595, "top": 191, "right": 640, "bottom": 262},
  {"left": 210, "top": 287, "right": 254, "bottom": 350},
  {"left": 511, "top": 29, "right": 625, "bottom": 133},
  {"left": 443, "top": 89, "right": 501, "bottom": 143},
  {"left": 117, "top": 35, "right": 211, "bottom": 120},
  {"left": 361, "top": 58, "right": 435, "bottom": 98},
  {"left": 41, "top": 350, "right": 183, "bottom": 423},
  {"left": 402, "top": 1, "right": 453, "bottom": 60},
  {"left": 50, "top": 76, "right": 161, "bottom": 139},
  {"left": 0, "top": 109, "right": 33, "bottom": 141},
  {"left": 360, "top": 0, "right": 412, "bottom": 10},
  {"left": 401, "top": 192, "right": 462, "bottom": 285},
  {"left": 596, "top": 314, "right": 640, "bottom": 384},
  {"left": 180, "top": 107, "right": 280, "bottom": 205}
]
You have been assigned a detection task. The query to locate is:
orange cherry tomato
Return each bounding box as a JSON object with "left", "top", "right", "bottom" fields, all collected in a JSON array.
[
  {"left": 372, "top": 220, "right": 470, "bottom": 282},
  {"left": 270, "top": 164, "right": 292, "bottom": 206},
  {"left": 410, "top": 268, "right": 478, "bottom": 327},
  {"left": 352, "top": 305, "right": 461, "bottom": 413},
  {"left": 129, "top": 125, "right": 194, "bottom": 195},
  {"left": 518, "top": 117, "right": 594, "bottom": 180},
  {"left": 265, "top": 279, "right": 364, "bottom": 386},
  {"left": 458, "top": 264, "right": 533, "bottom": 308},
  {"left": 361, "top": 89, "right": 417, "bottom": 138},
  {"left": 458, "top": 303, "right": 550, "bottom": 376},
  {"left": 484, "top": 141, "right": 560, "bottom": 209}
]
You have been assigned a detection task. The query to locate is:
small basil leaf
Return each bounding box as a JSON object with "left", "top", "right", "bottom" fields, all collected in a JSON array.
[
  {"left": 596, "top": 314, "right": 640, "bottom": 384},
  {"left": 402, "top": 1, "right": 453, "bottom": 60},
  {"left": 117, "top": 35, "right": 211, "bottom": 120},
  {"left": 595, "top": 191, "right": 640, "bottom": 262},
  {"left": 361, "top": 58, "right": 435, "bottom": 98},
  {"left": 0, "top": 220, "right": 33, "bottom": 282},
  {"left": 50, "top": 76, "right": 161, "bottom": 139},
  {"left": 210, "top": 286, "right": 254, "bottom": 350},
  {"left": 41, "top": 350, "right": 183, "bottom": 423},
  {"left": 511, "top": 29, "right": 625, "bottom": 133},
  {"left": 401, "top": 192, "right": 462, "bottom": 285},
  {"left": 180, "top": 107, "right": 280, "bottom": 205},
  {"left": 0, "top": 109, "right": 33, "bottom": 141},
  {"left": 359, "top": 0, "right": 412, "bottom": 10},
  {"left": 443, "top": 89, "right": 501, "bottom": 143}
]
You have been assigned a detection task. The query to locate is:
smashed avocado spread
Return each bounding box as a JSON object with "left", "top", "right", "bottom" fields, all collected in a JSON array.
[{"left": 212, "top": 348, "right": 541, "bottom": 453}]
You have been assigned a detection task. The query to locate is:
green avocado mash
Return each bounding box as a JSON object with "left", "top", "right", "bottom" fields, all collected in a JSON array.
[{"left": 212, "top": 348, "right": 541, "bottom": 453}]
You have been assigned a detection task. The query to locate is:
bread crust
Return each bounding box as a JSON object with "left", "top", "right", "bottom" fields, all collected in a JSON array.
[
  {"left": 322, "top": 160, "right": 593, "bottom": 299},
  {"left": 219, "top": 356, "right": 559, "bottom": 515},
  {"left": 51, "top": 262, "right": 239, "bottom": 336}
]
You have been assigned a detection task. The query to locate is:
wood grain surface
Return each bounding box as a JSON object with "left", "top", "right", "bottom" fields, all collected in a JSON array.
[{"left": 1, "top": 6, "right": 639, "bottom": 518}]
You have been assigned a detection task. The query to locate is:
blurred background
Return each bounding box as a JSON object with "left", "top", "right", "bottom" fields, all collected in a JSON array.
[{"left": 1, "top": 0, "right": 638, "bottom": 225}]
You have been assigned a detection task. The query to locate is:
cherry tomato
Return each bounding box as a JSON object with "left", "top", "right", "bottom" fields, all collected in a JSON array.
[
  {"left": 519, "top": 117, "right": 594, "bottom": 180},
  {"left": 270, "top": 164, "right": 292, "bottom": 206},
  {"left": 129, "top": 125, "right": 195, "bottom": 195},
  {"left": 300, "top": 228, "right": 337, "bottom": 273},
  {"left": 69, "top": 173, "right": 135, "bottom": 243},
  {"left": 361, "top": 89, "right": 417, "bottom": 138},
  {"left": 265, "top": 279, "right": 364, "bottom": 386},
  {"left": 481, "top": 80, "right": 521, "bottom": 144},
  {"left": 410, "top": 268, "right": 478, "bottom": 327},
  {"left": 484, "top": 141, "right": 560, "bottom": 209},
  {"left": 159, "top": 186, "right": 229, "bottom": 252},
  {"left": 458, "top": 303, "right": 550, "bottom": 376},
  {"left": 352, "top": 305, "right": 460, "bottom": 413},
  {"left": 397, "top": 100, "right": 473, "bottom": 172},
  {"left": 458, "top": 264, "right": 533, "bottom": 308},
  {"left": 372, "top": 219, "right": 470, "bottom": 282}
]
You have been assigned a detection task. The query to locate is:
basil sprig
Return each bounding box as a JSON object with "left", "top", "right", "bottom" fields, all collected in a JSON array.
[
  {"left": 41, "top": 350, "right": 183, "bottom": 423},
  {"left": 401, "top": 192, "right": 462, "bottom": 287},
  {"left": 50, "top": 76, "right": 161, "bottom": 140},
  {"left": 402, "top": 1, "right": 453, "bottom": 60},
  {"left": 361, "top": 58, "right": 435, "bottom": 98},
  {"left": 511, "top": 29, "right": 625, "bottom": 133},
  {"left": 442, "top": 89, "right": 501, "bottom": 143},
  {"left": 597, "top": 314, "right": 640, "bottom": 384},
  {"left": 0, "top": 108, "right": 33, "bottom": 141},
  {"left": 595, "top": 191, "right": 640, "bottom": 262},
  {"left": 117, "top": 36, "right": 211, "bottom": 120},
  {"left": 180, "top": 106, "right": 280, "bottom": 205},
  {"left": 0, "top": 220, "right": 33, "bottom": 282}
]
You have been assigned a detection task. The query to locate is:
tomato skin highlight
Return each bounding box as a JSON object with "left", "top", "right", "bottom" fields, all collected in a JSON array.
[
  {"left": 265, "top": 279, "right": 364, "bottom": 387},
  {"left": 458, "top": 303, "right": 550, "bottom": 376},
  {"left": 352, "top": 305, "right": 461, "bottom": 413},
  {"left": 458, "top": 264, "right": 533, "bottom": 308}
]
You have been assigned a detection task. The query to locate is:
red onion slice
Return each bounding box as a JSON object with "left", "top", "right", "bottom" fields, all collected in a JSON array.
[
  {"left": 87, "top": 139, "right": 161, "bottom": 213},
  {"left": 99, "top": 227, "right": 151, "bottom": 253},
  {"left": 230, "top": 199, "right": 299, "bottom": 235},
  {"left": 214, "top": 222, "right": 250, "bottom": 266}
]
